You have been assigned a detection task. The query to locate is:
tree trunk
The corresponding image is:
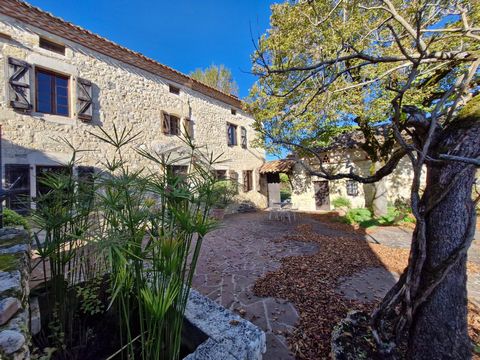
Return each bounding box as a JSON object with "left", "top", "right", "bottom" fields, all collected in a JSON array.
[
  {"left": 409, "top": 120, "right": 480, "bottom": 359},
  {"left": 365, "top": 162, "right": 388, "bottom": 217}
]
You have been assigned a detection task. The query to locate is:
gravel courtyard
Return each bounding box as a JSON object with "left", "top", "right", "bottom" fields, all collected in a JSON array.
[{"left": 192, "top": 211, "right": 480, "bottom": 359}]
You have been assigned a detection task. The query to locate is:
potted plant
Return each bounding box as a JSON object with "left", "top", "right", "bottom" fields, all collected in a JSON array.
[{"left": 211, "top": 180, "right": 236, "bottom": 220}]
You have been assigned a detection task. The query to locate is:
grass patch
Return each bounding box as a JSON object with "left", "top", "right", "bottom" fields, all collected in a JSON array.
[{"left": 341, "top": 207, "right": 415, "bottom": 229}]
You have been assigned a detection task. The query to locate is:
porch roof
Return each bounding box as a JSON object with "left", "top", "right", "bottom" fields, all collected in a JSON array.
[{"left": 259, "top": 159, "right": 295, "bottom": 174}]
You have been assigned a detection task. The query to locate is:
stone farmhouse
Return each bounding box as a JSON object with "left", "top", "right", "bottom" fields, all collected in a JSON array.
[
  {"left": 260, "top": 137, "right": 419, "bottom": 213},
  {"left": 0, "top": 0, "right": 268, "bottom": 213}
]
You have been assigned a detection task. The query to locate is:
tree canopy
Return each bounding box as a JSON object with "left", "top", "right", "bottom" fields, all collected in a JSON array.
[
  {"left": 249, "top": 1, "right": 480, "bottom": 358},
  {"left": 190, "top": 64, "right": 239, "bottom": 96}
]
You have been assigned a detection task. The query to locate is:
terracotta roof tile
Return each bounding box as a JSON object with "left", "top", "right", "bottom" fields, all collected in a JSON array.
[
  {"left": 259, "top": 159, "right": 295, "bottom": 174},
  {"left": 0, "top": 0, "right": 243, "bottom": 109}
]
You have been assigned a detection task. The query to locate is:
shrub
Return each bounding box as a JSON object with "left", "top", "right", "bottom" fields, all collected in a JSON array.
[
  {"left": 3, "top": 208, "right": 29, "bottom": 229},
  {"left": 280, "top": 189, "right": 291, "bottom": 202},
  {"left": 332, "top": 196, "right": 352, "bottom": 209},
  {"left": 213, "top": 180, "right": 237, "bottom": 208},
  {"left": 345, "top": 208, "right": 372, "bottom": 225}
]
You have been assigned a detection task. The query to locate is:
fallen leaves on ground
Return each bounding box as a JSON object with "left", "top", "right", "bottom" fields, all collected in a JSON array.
[{"left": 253, "top": 216, "right": 480, "bottom": 359}]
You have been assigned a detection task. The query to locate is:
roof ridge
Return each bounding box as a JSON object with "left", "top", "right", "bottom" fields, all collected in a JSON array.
[{"left": 1, "top": 0, "right": 242, "bottom": 107}]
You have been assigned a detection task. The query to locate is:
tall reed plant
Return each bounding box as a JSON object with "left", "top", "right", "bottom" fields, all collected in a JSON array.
[{"left": 92, "top": 125, "right": 221, "bottom": 360}]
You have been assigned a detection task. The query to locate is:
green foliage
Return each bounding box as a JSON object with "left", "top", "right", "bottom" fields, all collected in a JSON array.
[
  {"left": 332, "top": 197, "right": 352, "bottom": 209},
  {"left": 343, "top": 205, "right": 414, "bottom": 229},
  {"left": 32, "top": 127, "right": 222, "bottom": 359},
  {"left": 0, "top": 253, "right": 19, "bottom": 272},
  {"left": 190, "top": 64, "right": 239, "bottom": 96},
  {"left": 212, "top": 180, "right": 237, "bottom": 208},
  {"left": 76, "top": 277, "right": 104, "bottom": 316},
  {"left": 248, "top": 1, "right": 480, "bottom": 161},
  {"left": 280, "top": 189, "right": 291, "bottom": 202},
  {"left": 3, "top": 208, "right": 29, "bottom": 229},
  {"left": 345, "top": 208, "right": 373, "bottom": 225}
]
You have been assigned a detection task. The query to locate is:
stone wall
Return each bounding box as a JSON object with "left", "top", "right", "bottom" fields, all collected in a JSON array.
[
  {"left": 0, "top": 228, "right": 30, "bottom": 360},
  {"left": 291, "top": 149, "right": 425, "bottom": 212},
  {"left": 0, "top": 13, "right": 267, "bottom": 209}
]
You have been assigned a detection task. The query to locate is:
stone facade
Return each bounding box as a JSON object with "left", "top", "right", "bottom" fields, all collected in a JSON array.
[
  {"left": 0, "top": 11, "right": 267, "bottom": 211},
  {"left": 290, "top": 148, "right": 423, "bottom": 212}
]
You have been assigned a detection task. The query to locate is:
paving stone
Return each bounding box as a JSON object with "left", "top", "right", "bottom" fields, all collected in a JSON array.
[
  {"left": 0, "top": 298, "right": 21, "bottom": 325},
  {"left": 337, "top": 267, "right": 399, "bottom": 303},
  {"left": 191, "top": 213, "right": 322, "bottom": 358}
]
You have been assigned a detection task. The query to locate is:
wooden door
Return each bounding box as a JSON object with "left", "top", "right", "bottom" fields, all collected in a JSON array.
[{"left": 313, "top": 180, "right": 330, "bottom": 210}]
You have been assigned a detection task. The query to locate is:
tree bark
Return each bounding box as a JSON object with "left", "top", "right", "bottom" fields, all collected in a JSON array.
[
  {"left": 409, "top": 120, "right": 480, "bottom": 359},
  {"left": 365, "top": 162, "right": 389, "bottom": 217}
]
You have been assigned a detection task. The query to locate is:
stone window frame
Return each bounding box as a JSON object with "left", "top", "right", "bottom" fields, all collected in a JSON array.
[
  {"left": 27, "top": 53, "right": 78, "bottom": 124},
  {"left": 162, "top": 111, "right": 193, "bottom": 138}
]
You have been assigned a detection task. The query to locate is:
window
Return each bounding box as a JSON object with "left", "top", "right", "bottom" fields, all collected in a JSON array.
[
  {"left": 243, "top": 170, "right": 253, "bottom": 192},
  {"left": 241, "top": 127, "right": 247, "bottom": 148},
  {"left": 227, "top": 123, "right": 237, "bottom": 146},
  {"left": 39, "top": 37, "right": 65, "bottom": 55},
  {"left": 231, "top": 108, "right": 237, "bottom": 115},
  {"left": 35, "top": 68, "right": 69, "bottom": 116},
  {"left": 4, "top": 164, "right": 30, "bottom": 214},
  {"left": 170, "top": 115, "right": 180, "bottom": 135},
  {"left": 167, "top": 165, "right": 188, "bottom": 177},
  {"left": 214, "top": 170, "right": 227, "bottom": 180},
  {"left": 162, "top": 113, "right": 180, "bottom": 136},
  {"left": 346, "top": 180, "right": 358, "bottom": 196},
  {"left": 169, "top": 84, "right": 180, "bottom": 95},
  {"left": 321, "top": 154, "right": 330, "bottom": 164}
]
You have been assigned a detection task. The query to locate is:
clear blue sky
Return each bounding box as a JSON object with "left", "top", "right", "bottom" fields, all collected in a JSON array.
[{"left": 26, "top": 0, "right": 275, "bottom": 99}]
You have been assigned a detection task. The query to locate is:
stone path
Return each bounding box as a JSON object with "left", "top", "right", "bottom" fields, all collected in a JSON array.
[
  {"left": 193, "top": 212, "right": 480, "bottom": 358},
  {"left": 344, "top": 225, "right": 480, "bottom": 306},
  {"left": 192, "top": 212, "right": 318, "bottom": 360}
]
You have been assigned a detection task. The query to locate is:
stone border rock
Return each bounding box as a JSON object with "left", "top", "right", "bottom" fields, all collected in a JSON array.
[
  {"left": 184, "top": 289, "right": 266, "bottom": 360},
  {"left": 0, "top": 228, "right": 30, "bottom": 360}
]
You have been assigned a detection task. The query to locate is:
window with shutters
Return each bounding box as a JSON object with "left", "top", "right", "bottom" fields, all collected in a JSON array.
[
  {"left": 241, "top": 127, "right": 247, "bottom": 148},
  {"left": 39, "top": 37, "right": 66, "bottom": 56},
  {"left": 162, "top": 113, "right": 180, "bottom": 136},
  {"left": 8, "top": 57, "right": 32, "bottom": 111},
  {"left": 35, "top": 68, "right": 69, "bottom": 116},
  {"left": 227, "top": 123, "right": 237, "bottom": 146},
  {"left": 243, "top": 170, "right": 253, "bottom": 192},
  {"left": 346, "top": 180, "right": 359, "bottom": 196}
]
